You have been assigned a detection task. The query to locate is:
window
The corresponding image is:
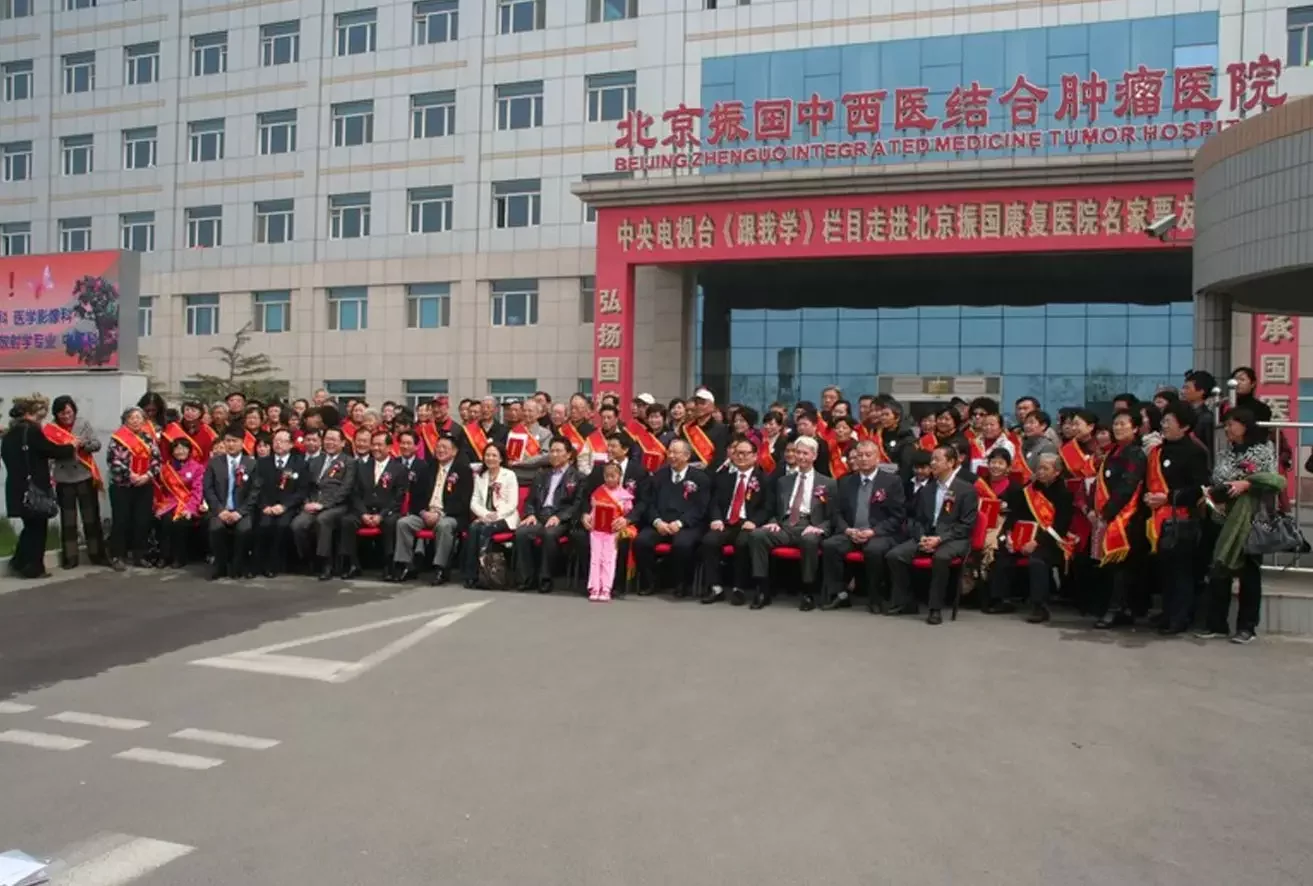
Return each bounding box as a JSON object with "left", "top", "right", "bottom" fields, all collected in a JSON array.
[
  {"left": 414, "top": 0, "right": 458, "bottom": 43},
  {"left": 191, "top": 32, "right": 227, "bottom": 76},
  {"left": 411, "top": 90, "right": 455, "bottom": 139},
  {"left": 586, "top": 71, "right": 636, "bottom": 122},
  {"left": 588, "top": 0, "right": 637, "bottom": 22},
  {"left": 491, "top": 279, "right": 538, "bottom": 327},
  {"left": 498, "top": 0, "right": 543, "bottom": 33},
  {"left": 335, "top": 9, "right": 376, "bottom": 56},
  {"left": 408, "top": 186, "right": 453, "bottom": 234},
  {"left": 328, "top": 287, "right": 368, "bottom": 331},
  {"left": 185, "top": 294, "right": 220, "bottom": 336},
  {"left": 58, "top": 217, "right": 91, "bottom": 252},
  {"left": 496, "top": 81, "right": 544, "bottom": 130},
  {"left": 2, "top": 141, "right": 31, "bottom": 182},
  {"left": 120, "top": 211, "right": 155, "bottom": 252},
  {"left": 3, "top": 61, "right": 33, "bottom": 102},
  {"left": 258, "top": 109, "right": 297, "bottom": 155},
  {"left": 493, "top": 179, "right": 541, "bottom": 229},
  {"left": 1290, "top": 7, "right": 1313, "bottom": 67},
  {"left": 2, "top": 0, "right": 34, "bottom": 20},
  {"left": 406, "top": 283, "right": 450, "bottom": 328},
  {"left": 64, "top": 0, "right": 96, "bottom": 8},
  {"left": 255, "top": 199, "right": 294, "bottom": 244},
  {"left": 122, "top": 126, "right": 157, "bottom": 169},
  {"left": 325, "top": 379, "right": 366, "bottom": 400},
  {"left": 62, "top": 52, "right": 95, "bottom": 94},
  {"left": 124, "top": 42, "right": 159, "bottom": 86},
  {"left": 138, "top": 296, "right": 154, "bottom": 338},
  {"left": 332, "top": 100, "right": 373, "bottom": 147},
  {"left": 185, "top": 205, "right": 222, "bottom": 248},
  {"left": 329, "top": 193, "right": 370, "bottom": 239},
  {"left": 577, "top": 377, "right": 593, "bottom": 397},
  {"left": 188, "top": 118, "right": 225, "bottom": 162},
  {"left": 261, "top": 21, "right": 300, "bottom": 66},
  {"left": 581, "top": 171, "right": 630, "bottom": 221},
  {"left": 253, "top": 290, "right": 291, "bottom": 333},
  {"left": 403, "top": 379, "right": 449, "bottom": 411},
  {"left": 489, "top": 378, "right": 537, "bottom": 399},
  {"left": 580, "top": 276, "right": 595, "bottom": 323},
  {"left": 1, "top": 222, "right": 30, "bottom": 256},
  {"left": 60, "top": 134, "right": 94, "bottom": 176}
]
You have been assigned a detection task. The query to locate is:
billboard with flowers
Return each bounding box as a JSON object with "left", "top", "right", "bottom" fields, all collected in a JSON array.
[{"left": 0, "top": 251, "right": 140, "bottom": 372}]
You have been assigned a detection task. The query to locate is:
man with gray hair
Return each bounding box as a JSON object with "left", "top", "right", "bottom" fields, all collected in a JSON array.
[
  {"left": 632, "top": 438, "right": 710, "bottom": 597},
  {"left": 747, "top": 435, "right": 838, "bottom": 611}
]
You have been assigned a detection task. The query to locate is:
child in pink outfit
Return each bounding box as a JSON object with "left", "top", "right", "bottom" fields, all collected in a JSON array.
[{"left": 587, "top": 463, "right": 633, "bottom": 602}]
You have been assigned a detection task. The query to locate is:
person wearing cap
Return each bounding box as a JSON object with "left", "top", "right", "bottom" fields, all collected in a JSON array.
[
  {"left": 631, "top": 393, "right": 655, "bottom": 425},
  {"left": 681, "top": 388, "right": 729, "bottom": 472}
]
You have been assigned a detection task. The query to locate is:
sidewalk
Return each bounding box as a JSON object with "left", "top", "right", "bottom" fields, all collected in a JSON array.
[{"left": 0, "top": 564, "right": 109, "bottom": 596}]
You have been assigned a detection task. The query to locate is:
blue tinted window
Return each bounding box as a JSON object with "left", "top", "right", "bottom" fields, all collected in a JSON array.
[
  {"left": 960, "top": 347, "right": 1002, "bottom": 374},
  {"left": 1128, "top": 316, "right": 1169, "bottom": 346},
  {"left": 837, "top": 349, "right": 877, "bottom": 374},
  {"left": 802, "top": 346, "right": 837, "bottom": 375},
  {"left": 919, "top": 318, "right": 959, "bottom": 347},
  {"left": 1087, "top": 346, "right": 1127, "bottom": 374},
  {"left": 733, "top": 320, "right": 765, "bottom": 348},
  {"left": 837, "top": 319, "right": 878, "bottom": 347},
  {"left": 1003, "top": 317, "right": 1044, "bottom": 344},
  {"left": 880, "top": 318, "right": 919, "bottom": 344},
  {"left": 731, "top": 347, "right": 765, "bottom": 375},
  {"left": 1087, "top": 316, "right": 1128, "bottom": 346},
  {"left": 961, "top": 318, "right": 1002, "bottom": 346},
  {"left": 765, "top": 320, "right": 801, "bottom": 348},
  {"left": 877, "top": 349, "right": 918, "bottom": 374},
  {"left": 1046, "top": 317, "right": 1085, "bottom": 346},
  {"left": 1127, "top": 346, "right": 1170, "bottom": 375},
  {"left": 1004, "top": 346, "right": 1044, "bottom": 374},
  {"left": 919, "top": 348, "right": 960, "bottom": 374}
]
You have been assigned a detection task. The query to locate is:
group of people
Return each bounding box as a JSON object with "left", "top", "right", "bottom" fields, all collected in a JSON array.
[{"left": 0, "top": 367, "right": 1284, "bottom": 643}]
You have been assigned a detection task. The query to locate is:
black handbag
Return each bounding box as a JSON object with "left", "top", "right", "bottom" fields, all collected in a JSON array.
[
  {"left": 1157, "top": 512, "right": 1200, "bottom": 553},
  {"left": 20, "top": 425, "right": 59, "bottom": 519},
  {"left": 1245, "top": 500, "right": 1310, "bottom": 556}
]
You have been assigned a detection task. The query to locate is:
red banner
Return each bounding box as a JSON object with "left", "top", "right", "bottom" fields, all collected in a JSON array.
[
  {"left": 1251, "top": 314, "right": 1300, "bottom": 482},
  {"left": 0, "top": 251, "right": 132, "bottom": 371}
]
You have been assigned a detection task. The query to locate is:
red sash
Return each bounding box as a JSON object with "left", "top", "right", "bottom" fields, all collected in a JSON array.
[
  {"left": 1021, "top": 483, "right": 1074, "bottom": 561},
  {"left": 918, "top": 433, "right": 937, "bottom": 452},
  {"left": 1143, "top": 447, "right": 1187, "bottom": 554},
  {"left": 625, "top": 420, "right": 666, "bottom": 473},
  {"left": 869, "top": 431, "right": 889, "bottom": 466},
  {"left": 682, "top": 421, "right": 716, "bottom": 466},
  {"left": 111, "top": 427, "right": 152, "bottom": 475},
  {"left": 591, "top": 484, "right": 637, "bottom": 578},
  {"left": 829, "top": 440, "right": 852, "bottom": 479},
  {"left": 508, "top": 425, "right": 542, "bottom": 461},
  {"left": 560, "top": 421, "right": 587, "bottom": 455},
  {"left": 44, "top": 423, "right": 102, "bottom": 489},
  {"left": 974, "top": 477, "right": 997, "bottom": 500},
  {"left": 1094, "top": 450, "right": 1142, "bottom": 565},
  {"left": 758, "top": 437, "right": 778, "bottom": 475},
  {"left": 464, "top": 422, "right": 490, "bottom": 459},
  {"left": 341, "top": 420, "right": 357, "bottom": 443},
  {"left": 586, "top": 429, "right": 609, "bottom": 463},
  {"left": 1059, "top": 439, "right": 1096, "bottom": 480},
  {"left": 158, "top": 460, "right": 193, "bottom": 519},
  {"left": 163, "top": 421, "right": 215, "bottom": 464},
  {"left": 966, "top": 430, "right": 985, "bottom": 462},
  {"left": 856, "top": 424, "right": 872, "bottom": 442},
  {"left": 1008, "top": 431, "right": 1032, "bottom": 484},
  {"left": 243, "top": 430, "right": 257, "bottom": 457},
  {"left": 417, "top": 421, "right": 439, "bottom": 457}
]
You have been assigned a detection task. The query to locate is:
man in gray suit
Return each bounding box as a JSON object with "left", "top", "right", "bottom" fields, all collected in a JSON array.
[
  {"left": 291, "top": 427, "right": 357, "bottom": 580},
  {"left": 747, "top": 435, "right": 837, "bottom": 612},
  {"left": 885, "top": 443, "right": 979, "bottom": 625}
]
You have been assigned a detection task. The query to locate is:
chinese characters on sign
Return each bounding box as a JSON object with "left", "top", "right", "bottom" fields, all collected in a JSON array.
[
  {"left": 593, "top": 286, "right": 627, "bottom": 404},
  {"left": 614, "top": 57, "right": 1286, "bottom": 172},
  {"left": 606, "top": 187, "right": 1194, "bottom": 260},
  {"left": 1253, "top": 314, "right": 1299, "bottom": 436}
]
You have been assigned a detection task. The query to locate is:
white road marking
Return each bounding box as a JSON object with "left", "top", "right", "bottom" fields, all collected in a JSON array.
[
  {"left": 0, "top": 728, "right": 90, "bottom": 750},
  {"left": 49, "top": 833, "right": 194, "bottom": 886},
  {"left": 170, "top": 727, "right": 280, "bottom": 750},
  {"left": 0, "top": 701, "right": 35, "bottom": 713},
  {"left": 113, "top": 747, "right": 224, "bottom": 770},
  {"left": 48, "top": 711, "right": 149, "bottom": 731},
  {"left": 190, "top": 600, "right": 491, "bottom": 683}
]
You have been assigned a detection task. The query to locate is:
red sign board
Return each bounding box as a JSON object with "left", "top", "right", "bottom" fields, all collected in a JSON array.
[
  {"left": 1251, "top": 314, "right": 1300, "bottom": 482},
  {"left": 614, "top": 55, "right": 1286, "bottom": 172},
  {"left": 0, "top": 251, "right": 135, "bottom": 371}
]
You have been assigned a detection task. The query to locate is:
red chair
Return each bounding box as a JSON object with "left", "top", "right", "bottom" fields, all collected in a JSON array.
[
  {"left": 910, "top": 500, "right": 996, "bottom": 621},
  {"left": 625, "top": 541, "right": 671, "bottom": 596}
]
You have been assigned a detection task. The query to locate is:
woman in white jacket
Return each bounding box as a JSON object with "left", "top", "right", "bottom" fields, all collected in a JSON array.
[{"left": 463, "top": 441, "right": 520, "bottom": 588}]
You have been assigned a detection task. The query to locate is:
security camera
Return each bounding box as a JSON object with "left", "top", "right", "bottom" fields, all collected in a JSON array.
[{"left": 1145, "top": 214, "right": 1178, "bottom": 241}]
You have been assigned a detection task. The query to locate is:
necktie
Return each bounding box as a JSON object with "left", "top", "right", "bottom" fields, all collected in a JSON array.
[
  {"left": 787, "top": 474, "right": 805, "bottom": 526},
  {"left": 728, "top": 473, "right": 747, "bottom": 524},
  {"left": 855, "top": 476, "right": 872, "bottom": 530},
  {"left": 276, "top": 457, "right": 285, "bottom": 471},
  {"left": 318, "top": 455, "right": 331, "bottom": 481},
  {"left": 226, "top": 458, "right": 236, "bottom": 510}
]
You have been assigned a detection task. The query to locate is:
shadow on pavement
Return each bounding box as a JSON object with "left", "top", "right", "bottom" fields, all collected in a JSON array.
[{"left": 0, "top": 569, "right": 399, "bottom": 699}]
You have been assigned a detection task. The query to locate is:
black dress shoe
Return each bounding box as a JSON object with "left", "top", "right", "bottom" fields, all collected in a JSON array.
[
  {"left": 462, "top": 578, "right": 477, "bottom": 589},
  {"left": 926, "top": 609, "right": 943, "bottom": 625},
  {"left": 208, "top": 567, "right": 226, "bottom": 581},
  {"left": 262, "top": 569, "right": 276, "bottom": 579},
  {"left": 341, "top": 565, "right": 361, "bottom": 580},
  {"left": 109, "top": 558, "right": 127, "bottom": 572},
  {"left": 799, "top": 595, "right": 816, "bottom": 612},
  {"left": 1158, "top": 623, "right": 1189, "bottom": 636},
  {"left": 1027, "top": 603, "right": 1051, "bottom": 624},
  {"left": 884, "top": 604, "right": 917, "bottom": 616},
  {"left": 674, "top": 585, "right": 690, "bottom": 599},
  {"left": 636, "top": 586, "right": 655, "bottom": 596},
  {"left": 1094, "top": 610, "right": 1132, "bottom": 630},
  {"left": 701, "top": 587, "right": 724, "bottom": 605},
  {"left": 538, "top": 579, "right": 554, "bottom": 594},
  {"left": 821, "top": 592, "right": 850, "bottom": 611},
  {"left": 318, "top": 566, "right": 334, "bottom": 581},
  {"left": 430, "top": 567, "right": 448, "bottom": 586},
  {"left": 983, "top": 600, "right": 1017, "bottom": 615},
  {"left": 729, "top": 588, "right": 746, "bottom": 606},
  {"left": 391, "top": 567, "right": 417, "bottom": 583},
  {"left": 749, "top": 592, "right": 770, "bottom": 610},
  {"left": 516, "top": 579, "right": 535, "bottom": 591}
]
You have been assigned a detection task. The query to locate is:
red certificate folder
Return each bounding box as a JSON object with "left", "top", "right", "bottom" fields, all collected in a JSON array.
[
  {"left": 505, "top": 435, "right": 525, "bottom": 462},
  {"left": 1010, "top": 521, "right": 1038, "bottom": 551},
  {"left": 591, "top": 502, "right": 619, "bottom": 530}
]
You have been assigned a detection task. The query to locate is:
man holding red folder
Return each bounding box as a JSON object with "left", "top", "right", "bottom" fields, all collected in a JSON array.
[{"left": 983, "top": 452, "right": 1074, "bottom": 624}]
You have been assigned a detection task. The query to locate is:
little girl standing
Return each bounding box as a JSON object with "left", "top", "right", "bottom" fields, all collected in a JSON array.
[{"left": 586, "top": 462, "right": 633, "bottom": 603}]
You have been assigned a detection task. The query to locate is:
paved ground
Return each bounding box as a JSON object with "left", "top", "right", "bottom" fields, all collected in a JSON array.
[{"left": 2, "top": 567, "right": 1313, "bottom": 886}]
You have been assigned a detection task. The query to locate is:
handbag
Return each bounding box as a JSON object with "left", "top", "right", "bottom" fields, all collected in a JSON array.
[
  {"left": 1157, "top": 513, "right": 1200, "bottom": 553},
  {"left": 1245, "top": 500, "right": 1310, "bottom": 556},
  {"left": 20, "top": 425, "right": 59, "bottom": 519}
]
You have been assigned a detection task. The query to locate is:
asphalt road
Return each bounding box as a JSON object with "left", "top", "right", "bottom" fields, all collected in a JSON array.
[{"left": 3, "top": 568, "right": 1313, "bottom": 886}]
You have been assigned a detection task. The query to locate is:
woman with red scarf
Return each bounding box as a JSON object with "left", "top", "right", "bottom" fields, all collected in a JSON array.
[
  {"left": 46, "top": 395, "right": 108, "bottom": 569},
  {"left": 107, "top": 406, "right": 161, "bottom": 570},
  {"left": 1092, "top": 410, "right": 1148, "bottom": 629}
]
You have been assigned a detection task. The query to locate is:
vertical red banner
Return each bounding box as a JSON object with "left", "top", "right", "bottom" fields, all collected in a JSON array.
[
  {"left": 592, "top": 227, "right": 635, "bottom": 411},
  {"left": 1251, "top": 313, "right": 1300, "bottom": 482}
]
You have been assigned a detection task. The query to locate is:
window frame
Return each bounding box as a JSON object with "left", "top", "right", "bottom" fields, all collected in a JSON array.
[
  {"left": 0, "top": 222, "right": 30, "bottom": 256},
  {"left": 1, "top": 140, "right": 31, "bottom": 183},
  {"left": 260, "top": 20, "right": 301, "bottom": 67},
  {"left": 58, "top": 216, "right": 92, "bottom": 253},
  {"left": 411, "top": 90, "right": 456, "bottom": 139},
  {"left": 3, "top": 61, "right": 34, "bottom": 102},
  {"left": 122, "top": 126, "right": 158, "bottom": 170},
  {"left": 255, "top": 199, "right": 295, "bottom": 244},
  {"left": 184, "top": 293, "right": 221, "bottom": 337},
  {"left": 62, "top": 51, "right": 96, "bottom": 94},
  {"left": 492, "top": 179, "right": 542, "bottom": 229},
  {"left": 2, "top": 0, "right": 34, "bottom": 19},
  {"left": 185, "top": 205, "right": 223, "bottom": 249},
  {"left": 580, "top": 276, "right": 595, "bottom": 324},
  {"left": 328, "top": 193, "right": 371, "bottom": 240},
  {"left": 587, "top": 0, "right": 638, "bottom": 23},
  {"left": 190, "top": 31, "right": 228, "bottom": 77},
  {"left": 495, "top": 80, "right": 544, "bottom": 130},
  {"left": 490, "top": 280, "right": 539, "bottom": 327},
  {"left": 413, "top": 0, "right": 458, "bottom": 44},
  {"left": 258, "top": 109, "right": 298, "bottom": 155},
  {"left": 60, "top": 134, "right": 94, "bottom": 176},
  {"left": 252, "top": 290, "right": 292, "bottom": 334},
  {"left": 331, "top": 100, "right": 374, "bottom": 148},
  {"left": 334, "top": 9, "right": 378, "bottom": 57},
  {"left": 188, "top": 118, "right": 226, "bottom": 163},
  {"left": 327, "top": 286, "right": 369, "bottom": 331},
  {"left": 497, "top": 0, "right": 543, "bottom": 34},
  {"left": 407, "top": 186, "right": 454, "bottom": 234},
  {"left": 124, "top": 42, "right": 160, "bottom": 86},
  {"left": 137, "top": 295, "right": 154, "bottom": 338},
  {"left": 586, "top": 70, "right": 637, "bottom": 123},
  {"left": 406, "top": 283, "right": 451, "bottom": 329},
  {"left": 120, "top": 211, "right": 155, "bottom": 253}
]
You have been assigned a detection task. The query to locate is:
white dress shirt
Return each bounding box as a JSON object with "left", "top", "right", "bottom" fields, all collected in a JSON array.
[{"left": 373, "top": 456, "right": 390, "bottom": 484}]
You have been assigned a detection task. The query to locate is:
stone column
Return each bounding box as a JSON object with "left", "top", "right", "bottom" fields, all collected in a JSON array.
[
  {"left": 1193, "top": 289, "right": 1233, "bottom": 378},
  {"left": 632, "top": 265, "right": 690, "bottom": 402}
]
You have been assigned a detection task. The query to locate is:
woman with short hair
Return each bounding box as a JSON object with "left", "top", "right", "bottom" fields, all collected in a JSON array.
[
  {"left": 107, "top": 406, "right": 161, "bottom": 570},
  {"left": 1, "top": 395, "right": 74, "bottom": 578},
  {"left": 46, "top": 395, "right": 107, "bottom": 569}
]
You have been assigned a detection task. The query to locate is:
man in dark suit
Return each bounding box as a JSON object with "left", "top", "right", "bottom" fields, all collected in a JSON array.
[
  {"left": 392, "top": 434, "right": 472, "bottom": 585},
  {"left": 746, "top": 435, "right": 837, "bottom": 611},
  {"left": 820, "top": 439, "right": 906, "bottom": 612},
  {"left": 514, "top": 436, "right": 583, "bottom": 593},
  {"left": 885, "top": 444, "right": 980, "bottom": 625},
  {"left": 699, "top": 437, "right": 771, "bottom": 606},
  {"left": 253, "top": 428, "right": 307, "bottom": 577},
  {"left": 572, "top": 432, "right": 649, "bottom": 596},
  {"left": 984, "top": 452, "right": 1073, "bottom": 625},
  {"left": 339, "top": 430, "right": 409, "bottom": 578},
  {"left": 291, "top": 427, "right": 357, "bottom": 579},
  {"left": 203, "top": 427, "right": 261, "bottom": 580},
  {"left": 386, "top": 429, "right": 433, "bottom": 582},
  {"left": 632, "top": 438, "right": 709, "bottom": 597}
]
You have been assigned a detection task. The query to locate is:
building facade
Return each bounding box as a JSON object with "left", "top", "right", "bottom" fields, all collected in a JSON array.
[{"left": 0, "top": 0, "right": 1310, "bottom": 408}]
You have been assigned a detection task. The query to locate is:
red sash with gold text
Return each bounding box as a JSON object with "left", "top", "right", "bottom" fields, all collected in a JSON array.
[
  {"left": 682, "top": 421, "right": 716, "bottom": 466},
  {"left": 1008, "top": 430, "right": 1032, "bottom": 484},
  {"left": 829, "top": 440, "right": 852, "bottom": 479},
  {"left": 111, "top": 427, "right": 152, "bottom": 475},
  {"left": 509, "top": 424, "right": 542, "bottom": 460},
  {"left": 463, "top": 422, "right": 490, "bottom": 459},
  {"left": 44, "top": 423, "right": 102, "bottom": 489},
  {"left": 626, "top": 420, "right": 666, "bottom": 473},
  {"left": 1021, "top": 483, "right": 1074, "bottom": 562},
  {"left": 158, "top": 460, "right": 193, "bottom": 519},
  {"left": 758, "top": 437, "right": 778, "bottom": 475},
  {"left": 560, "top": 421, "right": 586, "bottom": 456},
  {"left": 163, "top": 421, "right": 215, "bottom": 464},
  {"left": 1094, "top": 450, "right": 1142, "bottom": 565},
  {"left": 243, "top": 431, "right": 257, "bottom": 457},
  {"left": 1143, "top": 447, "right": 1187, "bottom": 554},
  {"left": 417, "top": 421, "right": 439, "bottom": 458}
]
